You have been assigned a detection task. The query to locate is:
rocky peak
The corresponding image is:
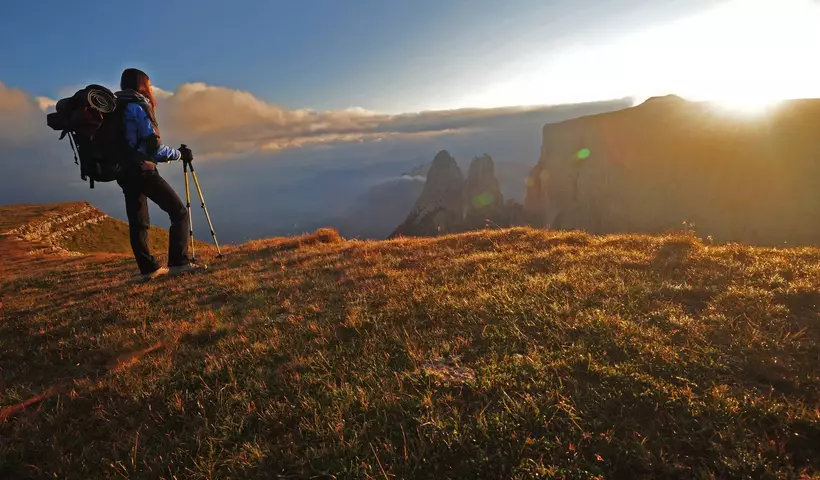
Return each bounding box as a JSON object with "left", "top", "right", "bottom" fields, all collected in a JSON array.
[
  {"left": 427, "top": 150, "right": 463, "bottom": 184},
  {"left": 390, "top": 150, "right": 465, "bottom": 238},
  {"left": 464, "top": 154, "right": 504, "bottom": 228}
]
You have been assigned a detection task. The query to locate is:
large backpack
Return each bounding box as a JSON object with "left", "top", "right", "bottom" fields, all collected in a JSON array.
[{"left": 46, "top": 85, "right": 129, "bottom": 188}]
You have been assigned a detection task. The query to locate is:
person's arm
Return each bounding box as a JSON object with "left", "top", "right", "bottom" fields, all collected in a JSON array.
[{"left": 131, "top": 103, "right": 182, "bottom": 162}]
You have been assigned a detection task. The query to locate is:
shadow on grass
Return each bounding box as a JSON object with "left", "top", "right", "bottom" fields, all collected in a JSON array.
[
  {"left": 0, "top": 341, "right": 167, "bottom": 423},
  {"left": 2, "top": 320, "right": 243, "bottom": 424}
]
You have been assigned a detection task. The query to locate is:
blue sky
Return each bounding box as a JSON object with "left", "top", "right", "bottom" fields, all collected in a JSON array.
[{"left": 1, "top": 0, "right": 729, "bottom": 112}]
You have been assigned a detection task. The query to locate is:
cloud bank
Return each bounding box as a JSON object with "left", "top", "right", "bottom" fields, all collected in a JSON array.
[
  {"left": 2, "top": 79, "right": 630, "bottom": 163},
  {"left": 158, "top": 82, "right": 597, "bottom": 159},
  {"left": 0, "top": 82, "right": 45, "bottom": 147}
]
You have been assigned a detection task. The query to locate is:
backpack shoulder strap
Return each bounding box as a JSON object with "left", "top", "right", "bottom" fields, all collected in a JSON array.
[
  {"left": 120, "top": 98, "right": 160, "bottom": 137},
  {"left": 117, "top": 96, "right": 149, "bottom": 112},
  {"left": 116, "top": 93, "right": 157, "bottom": 126}
]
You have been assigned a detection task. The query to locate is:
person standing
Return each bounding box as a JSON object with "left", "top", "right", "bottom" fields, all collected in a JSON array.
[{"left": 116, "top": 68, "right": 204, "bottom": 279}]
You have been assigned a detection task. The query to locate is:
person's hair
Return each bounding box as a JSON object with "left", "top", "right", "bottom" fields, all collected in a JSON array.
[
  {"left": 120, "top": 68, "right": 159, "bottom": 133},
  {"left": 120, "top": 68, "right": 157, "bottom": 107}
]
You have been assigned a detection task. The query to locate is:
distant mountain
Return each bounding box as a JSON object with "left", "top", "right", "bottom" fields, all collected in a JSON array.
[
  {"left": 402, "top": 158, "right": 532, "bottom": 202},
  {"left": 391, "top": 152, "right": 532, "bottom": 238},
  {"left": 312, "top": 155, "right": 534, "bottom": 239}
]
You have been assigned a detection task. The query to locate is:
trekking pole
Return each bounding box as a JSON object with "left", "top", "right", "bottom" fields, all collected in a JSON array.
[
  {"left": 181, "top": 144, "right": 223, "bottom": 257},
  {"left": 182, "top": 158, "right": 196, "bottom": 260}
]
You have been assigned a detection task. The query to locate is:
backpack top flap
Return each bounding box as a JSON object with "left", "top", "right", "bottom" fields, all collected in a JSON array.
[
  {"left": 48, "top": 85, "right": 117, "bottom": 133},
  {"left": 47, "top": 85, "right": 123, "bottom": 188}
]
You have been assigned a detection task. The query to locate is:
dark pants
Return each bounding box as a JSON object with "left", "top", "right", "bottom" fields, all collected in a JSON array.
[{"left": 117, "top": 170, "right": 190, "bottom": 274}]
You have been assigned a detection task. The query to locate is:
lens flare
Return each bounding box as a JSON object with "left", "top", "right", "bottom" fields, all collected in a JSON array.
[{"left": 472, "top": 192, "right": 495, "bottom": 208}]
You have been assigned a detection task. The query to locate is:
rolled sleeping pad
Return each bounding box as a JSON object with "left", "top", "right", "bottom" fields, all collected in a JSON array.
[
  {"left": 84, "top": 84, "right": 117, "bottom": 113},
  {"left": 47, "top": 85, "right": 116, "bottom": 132}
]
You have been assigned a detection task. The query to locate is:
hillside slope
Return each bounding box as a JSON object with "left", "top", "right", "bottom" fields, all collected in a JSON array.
[{"left": 1, "top": 223, "right": 819, "bottom": 478}]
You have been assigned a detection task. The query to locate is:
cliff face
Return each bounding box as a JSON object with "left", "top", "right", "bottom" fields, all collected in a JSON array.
[{"left": 524, "top": 97, "right": 820, "bottom": 245}]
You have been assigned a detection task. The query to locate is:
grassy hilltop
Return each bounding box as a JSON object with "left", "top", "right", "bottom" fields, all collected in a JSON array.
[{"left": 1, "top": 204, "right": 819, "bottom": 479}]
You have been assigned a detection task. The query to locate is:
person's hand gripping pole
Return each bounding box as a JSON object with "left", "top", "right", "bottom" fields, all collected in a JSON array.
[{"left": 180, "top": 144, "right": 223, "bottom": 257}]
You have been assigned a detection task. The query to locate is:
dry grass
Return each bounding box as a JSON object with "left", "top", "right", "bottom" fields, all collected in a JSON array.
[
  {"left": 1, "top": 226, "right": 819, "bottom": 479},
  {"left": 59, "top": 217, "right": 210, "bottom": 255}
]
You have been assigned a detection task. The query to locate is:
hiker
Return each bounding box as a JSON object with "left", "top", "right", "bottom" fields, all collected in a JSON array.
[{"left": 117, "top": 68, "right": 203, "bottom": 279}]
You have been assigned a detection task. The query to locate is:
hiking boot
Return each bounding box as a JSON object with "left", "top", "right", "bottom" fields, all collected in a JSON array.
[
  {"left": 141, "top": 267, "right": 169, "bottom": 281},
  {"left": 168, "top": 263, "right": 207, "bottom": 276}
]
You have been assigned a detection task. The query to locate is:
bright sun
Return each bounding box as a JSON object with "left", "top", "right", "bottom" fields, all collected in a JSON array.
[
  {"left": 621, "top": 0, "right": 820, "bottom": 112},
  {"left": 669, "top": 0, "right": 820, "bottom": 115},
  {"left": 459, "top": 0, "right": 820, "bottom": 111},
  {"left": 711, "top": 97, "right": 783, "bottom": 116}
]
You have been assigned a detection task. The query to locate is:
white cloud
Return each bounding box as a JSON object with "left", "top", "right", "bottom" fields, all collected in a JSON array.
[
  {"left": 153, "top": 82, "right": 568, "bottom": 160},
  {"left": 36, "top": 96, "right": 57, "bottom": 112},
  {"left": 151, "top": 85, "right": 173, "bottom": 100},
  {"left": 0, "top": 82, "right": 43, "bottom": 146}
]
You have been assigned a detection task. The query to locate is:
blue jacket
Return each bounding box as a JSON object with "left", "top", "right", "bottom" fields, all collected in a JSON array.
[{"left": 118, "top": 90, "right": 181, "bottom": 164}]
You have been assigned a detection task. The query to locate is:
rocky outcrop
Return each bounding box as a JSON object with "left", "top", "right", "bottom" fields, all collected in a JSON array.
[
  {"left": 392, "top": 151, "right": 532, "bottom": 237},
  {"left": 391, "top": 151, "right": 464, "bottom": 237},
  {"left": 524, "top": 97, "right": 820, "bottom": 245},
  {"left": 5, "top": 202, "right": 107, "bottom": 240},
  {"left": 464, "top": 154, "right": 504, "bottom": 229},
  {"left": 2, "top": 202, "right": 109, "bottom": 255}
]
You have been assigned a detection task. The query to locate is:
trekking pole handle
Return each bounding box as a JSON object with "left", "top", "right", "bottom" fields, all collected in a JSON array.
[{"left": 180, "top": 144, "right": 192, "bottom": 165}]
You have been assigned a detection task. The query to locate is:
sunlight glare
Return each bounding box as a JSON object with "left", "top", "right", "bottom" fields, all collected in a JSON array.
[
  {"left": 710, "top": 97, "right": 782, "bottom": 116},
  {"left": 460, "top": 0, "right": 820, "bottom": 110}
]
